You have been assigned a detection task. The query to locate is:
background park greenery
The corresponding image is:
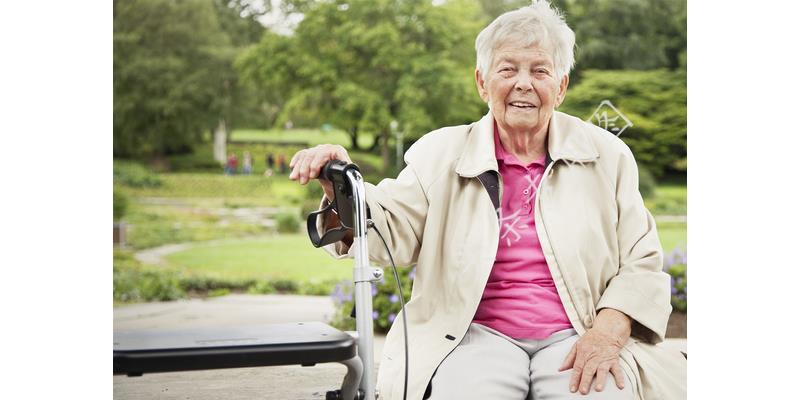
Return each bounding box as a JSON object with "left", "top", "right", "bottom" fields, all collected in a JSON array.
[{"left": 113, "top": 0, "right": 687, "bottom": 320}]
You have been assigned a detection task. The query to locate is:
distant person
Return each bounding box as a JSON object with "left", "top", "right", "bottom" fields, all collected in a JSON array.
[
  {"left": 284, "top": 120, "right": 294, "bottom": 130},
  {"left": 266, "top": 152, "right": 275, "bottom": 170},
  {"left": 243, "top": 151, "right": 253, "bottom": 175},
  {"left": 225, "top": 153, "right": 238, "bottom": 175},
  {"left": 278, "top": 153, "right": 287, "bottom": 174}
]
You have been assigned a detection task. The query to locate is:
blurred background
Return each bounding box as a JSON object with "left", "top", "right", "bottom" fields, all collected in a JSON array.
[{"left": 113, "top": 0, "right": 686, "bottom": 335}]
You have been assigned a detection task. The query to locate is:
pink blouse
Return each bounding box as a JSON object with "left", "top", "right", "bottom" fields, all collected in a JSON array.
[{"left": 472, "top": 128, "right": 573, "bottom": 339}]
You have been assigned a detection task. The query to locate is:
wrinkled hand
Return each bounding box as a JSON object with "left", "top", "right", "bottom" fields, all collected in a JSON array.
[
  {"left": 559, "top": 309, "right": 631, "bottom": 395},
  {"left": 289, "top": 144, "right": 352, "bottom": 200}
]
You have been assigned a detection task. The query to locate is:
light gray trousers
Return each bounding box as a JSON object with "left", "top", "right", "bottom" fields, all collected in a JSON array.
[{"left": 425, "top": 323, "right": 634, "bottom": 400}]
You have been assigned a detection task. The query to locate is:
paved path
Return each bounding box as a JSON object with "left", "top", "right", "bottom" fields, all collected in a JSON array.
[
  {"left": 114, "top": 294, "right": 385, "bottom": 400},
  {"left": 114, "top": 294, "right": 685, "bottom": 399}
]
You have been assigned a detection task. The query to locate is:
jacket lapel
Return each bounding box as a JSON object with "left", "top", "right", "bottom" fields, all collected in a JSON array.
[{"left": 454, "top": 111, "right": 602, "bottom": 221}]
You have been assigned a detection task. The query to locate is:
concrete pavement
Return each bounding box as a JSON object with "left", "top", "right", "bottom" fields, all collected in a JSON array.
[{"left": 114, "top": 294, "right": 384, "bottom": 400}]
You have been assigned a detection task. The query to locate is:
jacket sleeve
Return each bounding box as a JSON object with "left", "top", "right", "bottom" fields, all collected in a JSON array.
[
  {"left": 595, "top": 144, "right": 673, "bottom": 344},
  {"left": 317, "top": 159, "right": 429, "bottom": 268}
]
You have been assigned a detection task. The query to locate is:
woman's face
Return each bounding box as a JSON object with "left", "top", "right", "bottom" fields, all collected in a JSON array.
[{"left": 476, "top": 42, "right": 568, "bottom": 137}]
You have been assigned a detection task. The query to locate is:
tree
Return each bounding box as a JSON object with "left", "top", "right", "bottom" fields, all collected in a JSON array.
[
  {"left": 213, "top": 0, "right": 272, "bottom": 130},
  {"left": 237, "top": 0, "right": 487, "bottom": 172},
  {"left": 476, "top": 0, "right": 686, "bottom": 75},
  {"left": 558, "top": 69, "right": 686, "bottom": 177},
  {"left": 114, "top": 0, "right": 233, "bottom": 158},
  {"left": 566, "top": 0, "right": 686, "bottom": 75}
]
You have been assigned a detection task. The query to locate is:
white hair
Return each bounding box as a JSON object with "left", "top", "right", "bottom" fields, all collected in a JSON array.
[{"left": 475, "top": 0, "right": 576, "bottom": 81}]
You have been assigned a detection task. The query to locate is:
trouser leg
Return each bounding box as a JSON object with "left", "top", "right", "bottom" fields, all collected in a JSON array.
[
  {"left": 426, "top": 323, "right": 531, "bottom": 400},
  {"left": 528, "top": 333, "right": 634, "bottom": 400}
]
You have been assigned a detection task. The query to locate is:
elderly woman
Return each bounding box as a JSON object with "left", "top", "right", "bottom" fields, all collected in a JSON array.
[{"left": 289, "top": 2, "right": 686, "bottom": 399}]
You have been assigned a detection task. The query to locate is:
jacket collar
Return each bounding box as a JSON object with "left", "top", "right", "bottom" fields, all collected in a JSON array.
[{"left": 455, "top": 110, "right": 600, "bottom": 177}]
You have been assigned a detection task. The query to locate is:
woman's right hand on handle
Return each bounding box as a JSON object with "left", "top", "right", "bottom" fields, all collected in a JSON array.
[{"left": 289, "top": 144, "right": 352, "bottom": 201}]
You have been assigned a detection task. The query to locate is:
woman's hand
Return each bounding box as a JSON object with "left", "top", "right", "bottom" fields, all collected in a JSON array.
[
  {"left": 288, "top": 144, "right": 352, "bottom": 200},
  {"left": 559, "top": 308, "right": 632, "bottom": 395}
]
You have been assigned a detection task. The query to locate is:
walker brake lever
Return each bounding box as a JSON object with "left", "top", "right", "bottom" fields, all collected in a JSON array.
[{"left": 306, "top": 160, "right": 361, "bottom": 247}]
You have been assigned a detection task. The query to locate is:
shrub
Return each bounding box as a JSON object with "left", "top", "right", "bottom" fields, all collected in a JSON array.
[
  {"left": 113, "top": 161, "right": 163, "bottom": 188},
  {"left": 663, "top": 245, "right": 688, "bottom": 313},
  {"left": 329, "top": 266, "right": 415, "bottom": 334},
  {"left": 208, "top": 288, "right": 231, "bottom": 297},
  {"left": 305, "top": 182, "right": 324, "bottom": 200},
  {"left": 637, "top": 166, "right": 656, "bottom": 199},
  {"left": 113, "top": 189, "right": 129, "bottom": 221},
  {"left": 167, "top": 147, "right": 221, "bottom": 172},
  {"left": 299, "top": 279, "right": 339, "bottom": 296},
  {"left": 559, "top": 69, "right": 686, "bottom": 177},
  {"left": 246, "top": 279, "right": 298, "bottom": 294},
  {"left": 275, "top": 210, "right": 301, "bottom": 233},
  {"left": 272, "top": 279, "right": 299, "bottom": 293},
  {"left": 113, "top": 251, "right": 185, "bottom": 302},
  {"left": 301, "top": 199, "right": 324, "bottom": 221},
  {"left": 248, "top": 281, "right": 276, "bottom": 294},
  {"left": 181, "top": 275, "right": 254, "bottom": 292}
]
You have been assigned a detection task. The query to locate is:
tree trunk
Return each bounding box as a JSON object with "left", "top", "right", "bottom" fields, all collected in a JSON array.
[
  {"left": 349, "top": 126, "right": 360, "bottom": 151},
  {"left": 380, "top": 128, "right": 390, "bottom": 174}
]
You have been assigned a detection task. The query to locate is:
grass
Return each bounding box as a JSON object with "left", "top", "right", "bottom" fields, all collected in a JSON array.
[
  {"left": 162, "top": 224, "right": 686, "bottom": 284},
  {"left": 231, "top": 128, "right": 375, "bottom": 149},
  {"left": 118, "top": 173, "right": 305, "bottom": 203},
  {"left": 163, "top": 235, "right": 352, "bottom": 283},
  {"left": 646, "top": 184, "right": 687, "bottom": 216},
  {"left": 657, "top": 221, "right": 687, "bottom": 253}
]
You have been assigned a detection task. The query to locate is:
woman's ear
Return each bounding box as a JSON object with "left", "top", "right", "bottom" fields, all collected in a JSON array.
[
  {"left": 475, "top": 69, "right": 489, "bottom": 102},
  {"left": 556, "top": 74, "right": 569, "bottom": 107}
]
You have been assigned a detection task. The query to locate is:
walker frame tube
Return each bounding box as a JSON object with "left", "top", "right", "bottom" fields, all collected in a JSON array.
[{"left": 347, "top": 168, "right": 380, "bottom": 400}]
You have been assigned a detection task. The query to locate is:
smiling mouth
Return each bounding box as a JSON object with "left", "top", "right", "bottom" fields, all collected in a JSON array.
[{"left": 509, "top": 101, "right": 536, "bottom": 109}]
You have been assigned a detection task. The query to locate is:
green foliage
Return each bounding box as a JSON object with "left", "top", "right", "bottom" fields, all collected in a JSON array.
[
  {"left": 114, "top": 0, "right": 239, "bottom": 158},
  {"left": 208, "top": 288, "right": 231, "bottom": 297},
  {"left": 298, "top": 279, "right": 340, "bottom": 296},
  {"left": 114, "top": 251, "right": 186, "bottom": 302},
  {"left": 113, "top": 189, "right": 129, "bottom": 221},
  {"left": 647, "top": 185, "right": 687, "bottom": 216},
  {"left": 567, "top": 0, "right": 686, "bottom": 73},
  {"left": 122, "top": 198, "right": 272, "bottom": 250},
  {"left": 330, "top": 266, "right": 415, "bottom": 334},
  {"left": 237, "top": 0, "right": 487, "bottom": 170},
  {"left": 119, "top": 173, "right": 301, "bottom": 202},
  {"left": 275, "top": 210, "right": 301, "bottom": 233},
  {"left": 559, "top": 69, "right": 686, "bottom": 176},
  {"left": 247, "top": 279, "right": 335, "bottom": 296},
  {"left": 113, "top": 161, "right": 163, "bottom": 188},
  {"left": 664, "top": 246, "right": 687, "bottom": 313},
  {"left": 167, "top": 146, "right": 222, "bottom": 172},
  {"left": 180, "top": 275, "right": 255, "bottom": 292},
  {"left": 637, "top": 165, "right": 656, "bottom": 199},
  {"left": 113, "top": 0, "right": 265, "bottom": 158}
]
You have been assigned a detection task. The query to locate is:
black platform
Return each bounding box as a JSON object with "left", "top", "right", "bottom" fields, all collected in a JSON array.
[{"left": 114, "top": 321, "right": 357, "bottom": 377}]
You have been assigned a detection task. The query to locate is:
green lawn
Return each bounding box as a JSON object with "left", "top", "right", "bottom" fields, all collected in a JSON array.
[
  {"left": 657, "top": 221, "right": 687, "bottom": 254},
  {"left": 118, "top": 173, "right": 305, "bottom": 204},
  {"left": 231, "top": 128, "right": 375, "bottom": 149},
  {"left": 162, "top": 221, "right": 685, "bottom": 285},
  {"left": 646, "top": 184, "right": 687, "bottom": 216},
  {"left": 164, "top": 235, "right": 352, "bottom": 283}
]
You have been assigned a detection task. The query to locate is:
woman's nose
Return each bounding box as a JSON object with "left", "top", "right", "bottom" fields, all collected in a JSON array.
[{"left": 514, "top": 71, "right": 534, "bottom": 92}]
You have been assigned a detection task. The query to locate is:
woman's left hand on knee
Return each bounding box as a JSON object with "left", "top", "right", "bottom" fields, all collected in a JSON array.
[{"left": 558, "top": 328, "right": 627, "bottom": 395}]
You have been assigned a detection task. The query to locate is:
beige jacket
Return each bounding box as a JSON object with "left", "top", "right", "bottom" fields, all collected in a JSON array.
[{"left": 323, "top": 111, "right": 687, "bottom": 400}]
